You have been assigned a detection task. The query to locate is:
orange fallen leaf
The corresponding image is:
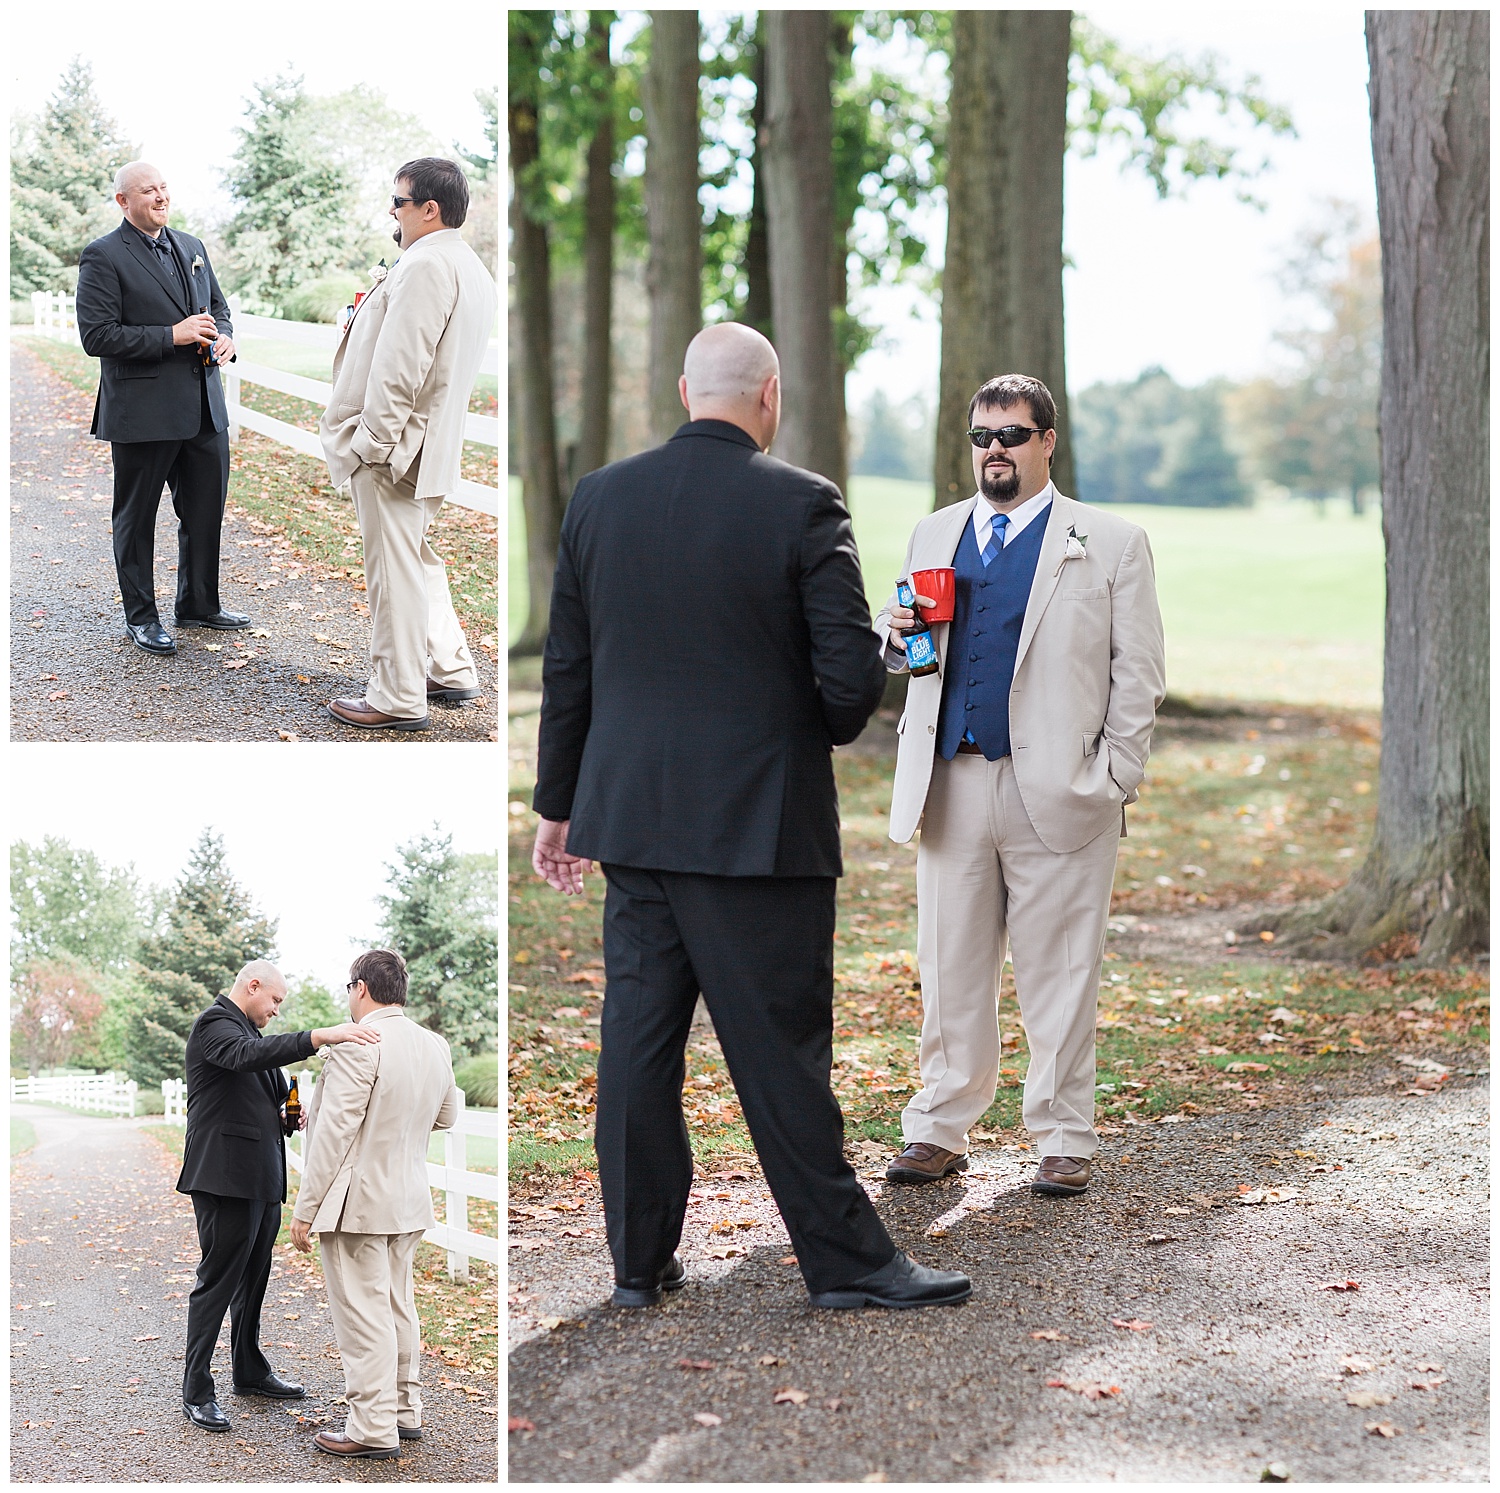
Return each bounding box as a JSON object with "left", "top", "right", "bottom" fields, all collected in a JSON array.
[
  {"left": 1111, "top": 1318, "right": 1153, "bottom": 1331},
  {"left": 677, "top": 1359, "right": 715, "bottom": 1371},
  {"left": 507, "top": 1416, "right": 535, "bottom": 1433},
  {"left": 1320, "top": 1280, "right": 1360, "bottom": 1292},
  {"left": 1047, "top": 1378, "right": 1121, "bottom": 1400},
  {"left": 777, "top": 1255, "right": 798, "bottom": 1266},
  {"left": 223, "top": 658, "right": 250, "bottom": 670},
  {"left": 693, "top": 1412, "right": 722, "bottom": 1427},
  {"left": 1030, "top": 1329, "right": 1067, "bottom": 1341},
  {"left": 773, "top": 1387, "right": 809, "bottom": 1406}
]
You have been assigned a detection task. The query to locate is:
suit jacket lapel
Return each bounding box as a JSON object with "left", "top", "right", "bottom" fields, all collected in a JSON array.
[
  {"left": 164, "top": 229, "right": 197, "bottom": 315},
  {"left": 120, "top": 225, "right": 190, "bottom": 315},
  {"left": 1014, "top": 493, "right": 1072, "bottom": 675}
]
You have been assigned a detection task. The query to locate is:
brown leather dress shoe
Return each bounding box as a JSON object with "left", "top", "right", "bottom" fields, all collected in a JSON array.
[
  {"left": 313, "top": 1429, "right": 400, "bottom": 1459},
  {"left": 885, "top": 1142, "right": 970, "bottom": 1183},
  {"left": 327, "top": 696, "right": 429, "bottom": 732},
  {"left": 1032, "top": 1155, "right": 1092, "bottom": 1195}
]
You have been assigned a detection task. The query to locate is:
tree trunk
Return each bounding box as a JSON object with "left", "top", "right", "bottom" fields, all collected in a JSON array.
[
  {"left": 508, "top": 21, "right": 564, "bottom": 657},
  {"left": 1276, "top": 11, "right": 1488, "bottom": 962},
  {"left": 762, "top": 9, "right": 843, "bottom": 490},
  {"left": 742, "top": 17, "right": 772, "bottom": 341},
  {"left": 576, "top": 10, "right": 615, "bottom": 481},
  {"left": 642, "top": 10, "right": 702, "bottom": 445},
  {"left": 935, "top": 11, "right": 1073, "bottom": 508}
]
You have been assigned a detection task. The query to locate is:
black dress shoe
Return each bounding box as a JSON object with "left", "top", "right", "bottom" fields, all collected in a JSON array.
[
  {"left": 176, "top": 610, "right": 251, "bottom": 630},
  {"left": 233, "top": 1372, "right": 307, "bottom": 1399},
  {"left": 126, "top": 621, "right": 176, "bottom": 654},
  {"left": 398, "top": 1426, "right": 423, "bottom": 1441},
  {"left": 183, "top": 1399, "right": 231, "bottom": 1431},
  {"left": 611, "top": 1253, "right": 688, "bottom": 1308},
  {"left": 427, "top": 677, "right": 483, "bottom": 702},
  {"left": 808, "top": 1250, "right": 972, "bottom": 1310}
]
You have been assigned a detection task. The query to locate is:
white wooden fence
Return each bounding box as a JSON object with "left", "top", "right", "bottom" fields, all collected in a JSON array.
[
  {"left": 161, "top": 1071, "right": 498, "bottom": 1282},
  {"left": 28, "top": 294, "right": 499, "bottom": 517},
  {"left": 11, "top": 1071, "right": 138, "bottom": 1117}
]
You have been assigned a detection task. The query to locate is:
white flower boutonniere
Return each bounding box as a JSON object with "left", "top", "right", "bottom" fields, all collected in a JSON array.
[
  {"left": 1055, "top": 525, "right": 1089, "bottom": 575},
  {"left": 190, "top": 254, "right": 204, "bottom": 275},
  {"left": 369, "top": 258, "right": 389, "bottom": 284}
]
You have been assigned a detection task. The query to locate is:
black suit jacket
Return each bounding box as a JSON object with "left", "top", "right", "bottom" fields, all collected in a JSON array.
[
  {"left": 75, "top": 222, "right": 233, "bottom": 443},
  {"left": 533, "top": 420, "right": 885, "bottom": 878},
  {"left": 175, "top": 996, "right": 316, "bottom": 1203}
]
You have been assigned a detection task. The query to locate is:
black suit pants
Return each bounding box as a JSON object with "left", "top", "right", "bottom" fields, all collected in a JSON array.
[
  {"left": 182, "top": 1192, "right": 278, "bottom": 1402},
  {"left": 596, "top": 865, "right": 896, "bottom": 1294},
  {"left": 110, "top": 399, "right": 229, "bottom": 626}
]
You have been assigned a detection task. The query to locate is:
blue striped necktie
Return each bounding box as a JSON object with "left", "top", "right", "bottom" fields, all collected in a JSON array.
[{"left": 982, "top": 512, "right": 1009, "bottom": 566}]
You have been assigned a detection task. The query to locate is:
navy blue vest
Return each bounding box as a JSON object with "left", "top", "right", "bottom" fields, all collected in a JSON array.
[{"left": 936, "top": 503, "right": 1050, "bottom": 760}]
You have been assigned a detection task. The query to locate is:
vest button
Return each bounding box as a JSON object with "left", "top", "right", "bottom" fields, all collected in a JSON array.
[
  {"left": 969, "top": 654, "right": 978, "bottom": 661},
  {"left": 967, "top": 679, "right": 977, "bottom": 686},
  {"left": 964, "top": 703, "right": 974, "bottom": 711},
  {"left": 977, "top": 605, "right": 987, "bottom": 612}
]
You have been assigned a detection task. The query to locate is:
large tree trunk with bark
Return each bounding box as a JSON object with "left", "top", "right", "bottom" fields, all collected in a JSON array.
[
  {"left": 576, "top": 9, "right": 615, "bottom": 480},
  {"left": 1276, "top": 11, "right": 1488, "bottom": 962},
  {"left": 642, "top": 10, "right": 702, "bottom": 445},
  {"left": 762, "top": 9, "right": 844, "bottom": 490},
  {"left": 508, "top": 18, "right": 564, "bottom": 656},
  {"left": 741, "top": 16, "right": 772, "bottom": 341},
  {"left": 935, "top": 11, "right": 1073, "bottom": 508}
]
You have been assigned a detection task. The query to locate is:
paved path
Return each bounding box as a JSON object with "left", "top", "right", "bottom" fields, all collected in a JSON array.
[
  {"left": 12, "top": 1105, "right": 498, "bottom": 1482},
  {"left": 10, "top": 342, "right": 497, "bottom": 742},
  {"left": 508, "top": 1079, "right": 1488, "bottom": 1482}
]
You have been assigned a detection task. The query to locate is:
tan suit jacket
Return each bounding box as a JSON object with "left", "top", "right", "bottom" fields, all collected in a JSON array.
[
  {"left": 319, "top": 228, "right": 497, "bottom": 501},
  {"left": 876, "top": 489, "right": 1166, "bottom": 854},
  {"left": 292, "top": 1008, "right": 460, "bottom": 1235}
]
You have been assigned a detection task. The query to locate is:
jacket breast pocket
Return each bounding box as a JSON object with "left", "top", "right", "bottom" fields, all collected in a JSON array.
[
  {"left": 111, "top": 363, "right": 159, "bottom": 379},
  {"left": 1061, "top": 586, "right": 1108, "bottom": 601},
  {"left": 221, "top": 1122, "right": 261, "bottom": 1141}
]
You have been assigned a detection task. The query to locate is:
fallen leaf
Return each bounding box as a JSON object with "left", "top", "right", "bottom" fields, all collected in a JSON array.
[
  {"left": 773, "top": 1387, "right": 809, "bottom": 1406},
  {"left": 1346, "top": 1391, "right": 1393, "bottom": 1408},
  {"left": 1030, "top": 1329, "right": 1068, "bottom": 1341},
  {"left": 249, "top": 628, "right": 271, "bottom": 638},
  {"left": 508, "top": 1416, "right": 535, "bottom": 1433},
  {"left": 1320, "top": 1280, "right": 1360, "bottom": 1292},
  {"left": 132, "top": 1335, "right": 159, "bottom": 1342},
  {"left": 224, "top": 658, "right": 250, "bottom": 670},
  {"left": 1226, "top": 1061, "right": 1271, "bottom": 1074},
  {"left": 693, "top": 1412, "right": 722, "bottom": 1427},
  {"left": 678, "top": 1359, "right": 715, "bottom": 1371},
  {"left": 708, "top": 1245, "right": 747, "bottom": 1259},
  {"left": 203, "top": 643, "right": 223, "bottom": 652},
  {"left": 1144, "top": 1234, "right": 1180, "bottom": 1245},
  {"left": 566, "top": 970, "right": 605, "bottom": 985},
  {"left": 47, "top": 690, "right": 69, "bottom": 701},
  {"left": 1365, "top": 1421, "right": 1399, "bottom": 1438},
  {"left": 1413, "top": 1361, "right": 1444, "bottom": 1372},
  {"left": 1111, "top": 1318, "right": 1153, "bottom": 1332},
  {"left": 824, "top": 1397, "right": 846, "bottom": 1411},
  {"left": 1239, "top": 1188, "right": 1301, "bottom": 1206},
  {"left": 534, "top": 1315, "right": 565, "bottom": 1331},
  {"left": 1408, "top": 1377, "right": 1447, "bottom": 1391},
  {"left": 1339, "top": 1355, "right": 1374, "bottom": 1375},
  {"left": 277, "top": 729, "right": 298, "bottom": 742},
  {"left": 757, "top": 1355, "right": 780, "bottom": 1366},
  {"left": 1047, "top": 1378, "right": 1121, "bottom": 1400},
  {"left": 777, "top": 1255, "right": 798, "bottom": 1266}
]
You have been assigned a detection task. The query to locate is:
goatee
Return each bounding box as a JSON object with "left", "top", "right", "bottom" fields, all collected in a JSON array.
[
  {"left": 980, "top": 462, "right": 1019, "bottom": 504},
  {"left": 391, "top": 225, "right": 403, "bottom": 247}
]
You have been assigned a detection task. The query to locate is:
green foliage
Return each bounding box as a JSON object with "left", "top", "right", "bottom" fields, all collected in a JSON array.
[
  {"left": 121, "top": 966, "right": 210, "bottom": 1088},
  {"left": 9, "top": 58, "right": 137, "bottom": 296},
  {"left": 453, "top": 1050, "right": 500, "bottom": 1108},
  {"left": 455, "top": 87, "right": 501, "bottom": 183},
  {"left": 850, "top": 389, "right": 933, "bottom": 481},
  {"left": 220, "top": 73, "right": 362, "bottom": 315},
  {"left": 1068, "top": 17, "right": 1296, "bottom": 204},
  {"left": 276, "top": 976, "right": 345, "bottom": 1058},
  {"left": 1074, "top": 369, "right": 1249, "bottom": 508},
  {"left": 10, "top": 836, "right": 146, "bottom": 972},
  {"left": 377, "top": 831, "right": 498, "bottom": 1057},
  {"left": 280, "top": 274, "right": 365, "bottom": 324},
  {"left": 11, "top": 955, "right": 107, "bottom": 1074}
]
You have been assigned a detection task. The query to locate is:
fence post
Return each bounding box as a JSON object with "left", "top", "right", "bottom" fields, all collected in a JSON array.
[{"left": 445, "top": 1089, "right": 469, "bottom": 1283}]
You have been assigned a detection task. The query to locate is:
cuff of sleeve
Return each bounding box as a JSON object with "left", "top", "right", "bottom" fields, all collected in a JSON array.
[
  {"left": 351, "top": 424, "right": 396, "bottom": 466},
  {"left": 300, "top": 1030, "right": 317, "bottom": 1059},
  {"left": 160, "top": 326, "right": 173, "bottom": 359}
]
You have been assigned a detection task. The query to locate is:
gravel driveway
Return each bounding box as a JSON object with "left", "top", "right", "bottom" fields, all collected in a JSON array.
[
  {"left": 508, "top": 1077, "right": 1488, "bottom": 1482},
  {"left": 10, "top": 343, "right": 497, "bottom": 742},
  {"left": 12, "top": 1104, "right": 498, "bottom": 1482}
]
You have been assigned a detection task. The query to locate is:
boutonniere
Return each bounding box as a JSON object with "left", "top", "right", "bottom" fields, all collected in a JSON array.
[
  {"left": 1055, "top": 525, "right": 1089, "bottom": 575},
  {"left": 190, "top": 254, "right": 204, "bottom": 275},
  {"left": 369, "top": 258, "right": 389, "bottom": 284}
]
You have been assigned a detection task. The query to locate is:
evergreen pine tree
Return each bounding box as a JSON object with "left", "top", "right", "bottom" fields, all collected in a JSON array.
[
  {"left": 376, "top": 831, "right": 497, "bottom": 1056},
  {"left": 10, "top": 58, "right": 136, "bottom": 296},
  {"left": 220, "top": 73, "right": 361, "bottom": 315}
]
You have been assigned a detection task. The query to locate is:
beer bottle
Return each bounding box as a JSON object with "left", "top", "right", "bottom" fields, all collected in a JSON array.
[
  {"left": 895, "top": 579, "right": 940, "bottom": 677},
  {"left": 283, "top": 1075, "right": 301, "bottom": 1137},
  {"left": 198, "top": 306, "right": 215, "bottom": 371}
]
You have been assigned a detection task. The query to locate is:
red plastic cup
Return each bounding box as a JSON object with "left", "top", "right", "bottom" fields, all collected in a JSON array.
[{"left": 910, "top": 567, "right": 956, "bottom": 623}]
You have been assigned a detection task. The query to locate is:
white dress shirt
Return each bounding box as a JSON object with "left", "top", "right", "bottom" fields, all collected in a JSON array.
[{"left": 972, "top": 480, "right": 1056, "bottom": 554}]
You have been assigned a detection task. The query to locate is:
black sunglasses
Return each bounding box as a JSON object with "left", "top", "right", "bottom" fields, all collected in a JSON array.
[
  {"left": 967, "top": 424, "right": 1043, "bottom": 449},
  {"left": 391, "top": 194, "right": 425, "bottom": 209}
]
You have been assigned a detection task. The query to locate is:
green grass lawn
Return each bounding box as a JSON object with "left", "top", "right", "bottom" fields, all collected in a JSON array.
[
  {"left": 509, "top": 474, "right": 1383, "bottom": 707},
  {"left": 11, "top": 1119, "right": 37, "bottom": 1158}
]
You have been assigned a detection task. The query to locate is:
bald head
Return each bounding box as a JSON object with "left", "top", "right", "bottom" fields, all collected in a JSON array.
[
  {"left": 679, "top": 324, "right": 782, "bottom": 450},
  {"left": 114, "top": 162, "right": 171, "bottom": 236},
  {"left": 228, "top": 960, "right": 287, "bottom": 1029}
]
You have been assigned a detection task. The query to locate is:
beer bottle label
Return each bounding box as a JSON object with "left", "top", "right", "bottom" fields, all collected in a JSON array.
[{"left": 905, "top": 629, "right": 937, "bottom": 669}]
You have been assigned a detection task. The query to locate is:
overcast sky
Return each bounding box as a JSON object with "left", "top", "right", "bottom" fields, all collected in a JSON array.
[
  {"left": 10, "top": 1, "right": 499, "bottom": 224},
  {"left": 10, "top": 746, "right": 498, "bottom": 997},
  {"left": 845, "top": 2, "right": 1378, "bottom": 406}
]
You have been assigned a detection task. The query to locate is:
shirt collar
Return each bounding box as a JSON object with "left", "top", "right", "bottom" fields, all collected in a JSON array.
[
  {"left": 668, "top": 419, "right": 761, "bottom": 451},
  {"left": 972, "top": 480, "right": 1055, "bottom": 546},
  {"left": 123, "top": 218, "right": 168, "bottom": 250}
]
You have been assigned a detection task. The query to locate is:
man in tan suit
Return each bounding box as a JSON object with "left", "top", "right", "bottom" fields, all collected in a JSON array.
[
  {"left": 290, "top": 949, "right": 459, "bottom": 1459},
  {"left": 319, "top": 157, "right": 498, "bottom": 731},
  {"left": 877, "top": 374, "right": 1165, "bottom": 1196}
]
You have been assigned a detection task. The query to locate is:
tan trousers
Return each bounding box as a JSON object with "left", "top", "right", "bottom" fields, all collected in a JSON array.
[
  {"left": 319, "top": 1229, "right": 426, "bottom": 1448},
  {"left": 903, "top": 753, "right": 1120, "bottom": 1157},
  {"left": 349, "top": 462, "right": 478, "bottom": 719}
]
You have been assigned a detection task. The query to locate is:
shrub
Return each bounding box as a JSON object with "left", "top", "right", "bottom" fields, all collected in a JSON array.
[
  {"left": 135, "top": 1086, "right": 166, "bottom": 1115},
  {"left": 280, "top": 275, "right": 364, "bottom": 325},
  {"left": 453, "top": 1050, "right": 498, "bottom": 1108}
]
